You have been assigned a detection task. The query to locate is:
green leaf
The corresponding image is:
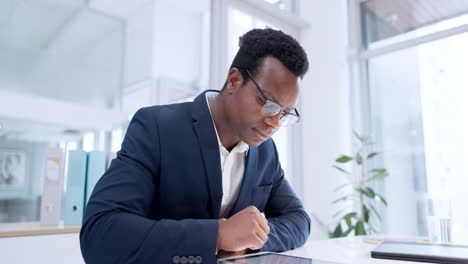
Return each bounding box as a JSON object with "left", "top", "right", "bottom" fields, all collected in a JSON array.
[
  {"left": 354, "top": 221, "right": 366, "bottom": 236},
  {"left": 371, "top": 168, "right": 387, "bottom": 173},
  {"left": 336, "top": 155, "right": 353, "bottom": 163},
  {"left": 356, "top": 188, "right": 366, "bottom": 196},
  {"left": 367, "top": 152, "right": 379, "bottom": 159},
  {"left": 365, "top": 187, "right": 376, "bottom": 198},
  {"left": 345, "top": 216, "right": 351, "bottom": 227},
  {"left": 332, "top": 223, "right": 343, "bottom": 238},
  {"left": 343, "top": 212, "right": 357, "bottom": 227},
  {"left": 376, "top": 194, "right": 388, "bottom": 206},
  {"left": 367, "top": 173, "right": 389, "bottom": 182},
  {"left": 363, "top": 205, "right": 370, "bottom": 222},
  {"left": 356, "top": 187, "right": 375, "bottom": 199},
  {"left": 332, "top": 165, "right": 351, "bottom": 175},
  {"left": 332, "top": 195, "right": 351, "bottom": 204},
  {"left": 353, "top": 130, "right": 365, "bottom": 143},
  {"left": 356, "top": 153, "right": 363, "bottom": 165},
  {"left": 369, "top": 204, "right": 382, "bottom": 221}
]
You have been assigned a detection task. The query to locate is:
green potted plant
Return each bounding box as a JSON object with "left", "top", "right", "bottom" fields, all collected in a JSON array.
[{"left": 328, "top": 131, "right": 389, "bottom": 238}]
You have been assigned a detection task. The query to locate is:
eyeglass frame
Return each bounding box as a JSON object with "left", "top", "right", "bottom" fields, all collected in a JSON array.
[{"left": 239, "top": 68, "right": 301, "bottom": 125}]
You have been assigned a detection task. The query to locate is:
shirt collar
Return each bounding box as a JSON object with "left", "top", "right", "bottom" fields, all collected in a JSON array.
[{"left": 205, "top": 91, "right": 249, "bottom": 154}]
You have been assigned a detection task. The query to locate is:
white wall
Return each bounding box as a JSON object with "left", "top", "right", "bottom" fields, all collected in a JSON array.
[
  {"left": 124, "top": 1, "right": 155, "bottom": 87},
  {"left": 122, "top": 0, "right": 210, "bottom": 116},
  {"left": 298, "top": 0, "right": 351, "bottom": 240},
  {"left": 152, "top": 1, "right": 210, "bottom": 86}
]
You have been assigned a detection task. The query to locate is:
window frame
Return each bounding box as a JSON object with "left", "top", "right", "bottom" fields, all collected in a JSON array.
[
  {"left": 348, "top": 0, "right": 468, "bottom": 234},
  {"left": 210, "top": 0, "right": 307, "bottom": 199}
]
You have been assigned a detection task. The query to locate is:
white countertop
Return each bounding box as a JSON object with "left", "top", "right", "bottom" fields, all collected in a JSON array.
[
  {"left": 0, "top": 232, "right": 438, "bottom": 264},
  {"left": 282, "top": 236, "right": 427, "bottom": 264}
]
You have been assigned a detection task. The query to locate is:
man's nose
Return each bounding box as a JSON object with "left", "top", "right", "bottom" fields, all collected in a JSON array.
[{"left": 265, "top": 113, "right": 281, "bottom": 129}]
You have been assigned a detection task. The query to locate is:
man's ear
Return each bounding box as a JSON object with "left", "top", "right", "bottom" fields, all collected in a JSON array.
[{"left": 225, "top": 68, "right": 244, "bottom": 94}]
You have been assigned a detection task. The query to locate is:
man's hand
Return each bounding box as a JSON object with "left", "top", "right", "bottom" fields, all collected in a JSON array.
[
  {"left": 217, "top": 206, "right": 270, "bottom": 252},
  {"left": 217, "top": 249, "right": 249, "bottom": 259}
]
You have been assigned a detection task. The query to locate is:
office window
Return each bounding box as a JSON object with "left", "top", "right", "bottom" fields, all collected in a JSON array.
[
  {"left": 111, "top": 128, "right": 124, "bottom": 154},
  {"left": 351, "top": 0, "right": 468, "bottom": 243},
  {"left": 360, "top": 0, "right": 468, "bottom": 46},
  {"left": 227, "top": 8, "right": 280, "bottom": 68},
  {"left": 262, "top": 0, "right": 295, "bottom": 12},
  {"left": 82, "top": 132, "right": 95, "bottom": 152}
]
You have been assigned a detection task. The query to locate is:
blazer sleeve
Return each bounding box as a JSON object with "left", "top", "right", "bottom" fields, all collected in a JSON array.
[
  {"left": 80, "top": 108, "right": 218, "bottom": 264},
  {"left": 260, "top": 141, "right": 311, "bottom": 252}
]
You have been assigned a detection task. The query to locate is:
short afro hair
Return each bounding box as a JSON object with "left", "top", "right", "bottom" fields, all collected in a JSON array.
[{"left": 224, "top": 28, "right": 309, "bottom": 89}]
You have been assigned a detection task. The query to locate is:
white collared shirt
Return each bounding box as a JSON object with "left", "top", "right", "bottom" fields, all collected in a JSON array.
[{"left": 206, "top": 92, "right": 249, "bottom": 217}]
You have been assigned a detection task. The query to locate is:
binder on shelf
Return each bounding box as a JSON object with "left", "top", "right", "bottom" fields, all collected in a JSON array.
[
  {"left": 63, "top": 150, "right": 87, "bottom": 226},
  {"left": 85, "top": 151, "right": 106, "bottom": 206},
  {"left": 40, "top": 148, "right": 65, "bottom": 226}
]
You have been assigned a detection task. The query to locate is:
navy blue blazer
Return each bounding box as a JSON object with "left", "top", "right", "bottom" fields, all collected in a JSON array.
[{"left": 80, "top": 90, "right": 310, "bottom": 264}]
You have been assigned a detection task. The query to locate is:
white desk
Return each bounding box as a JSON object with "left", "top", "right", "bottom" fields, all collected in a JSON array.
[
  {"left": 282, "top": 237, "right": 425, "bottom": 264},
  {"left": 0, "top": 233, "right": 431, "bottom": 264}
]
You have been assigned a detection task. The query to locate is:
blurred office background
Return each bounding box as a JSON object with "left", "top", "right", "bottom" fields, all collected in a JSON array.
[{"left": 0, "top": 0, "right": 468, "bottom": 262}]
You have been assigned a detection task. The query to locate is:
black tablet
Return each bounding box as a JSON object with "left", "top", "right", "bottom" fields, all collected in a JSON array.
[
  {"left": 218, "top": 252, "right": 337, "bottom": 264},
  {"left": 371, "top": 241, "right": 468, "bottom": 264}
]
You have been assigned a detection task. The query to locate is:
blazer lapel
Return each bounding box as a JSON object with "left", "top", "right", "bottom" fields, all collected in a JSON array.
[{"left": 192, "top": 90, "right": 223, "bottom": 219}]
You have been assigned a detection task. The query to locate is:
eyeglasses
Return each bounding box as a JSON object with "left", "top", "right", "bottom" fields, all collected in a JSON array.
[{"left": 241, "top": 68, "right": 301, "bottom": 126}]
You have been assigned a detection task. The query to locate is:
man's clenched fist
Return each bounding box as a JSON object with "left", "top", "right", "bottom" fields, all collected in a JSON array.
[{"left": 217, "top": 206, "right": 270, "bottom": 252}]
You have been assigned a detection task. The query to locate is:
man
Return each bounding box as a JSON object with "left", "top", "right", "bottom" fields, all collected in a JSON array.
[{"left": 80, "top": 28, "right": 310, "bottom": 264}]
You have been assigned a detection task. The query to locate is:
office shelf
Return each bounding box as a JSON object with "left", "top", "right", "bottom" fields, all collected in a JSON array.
[{"left": 0, "top": 222, "right": 80, "bottom": 238}]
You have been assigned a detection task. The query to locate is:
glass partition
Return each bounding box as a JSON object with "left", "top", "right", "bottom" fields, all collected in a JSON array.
[{"left": 0, "top": 0, "right": 124, "bottom": 224}]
